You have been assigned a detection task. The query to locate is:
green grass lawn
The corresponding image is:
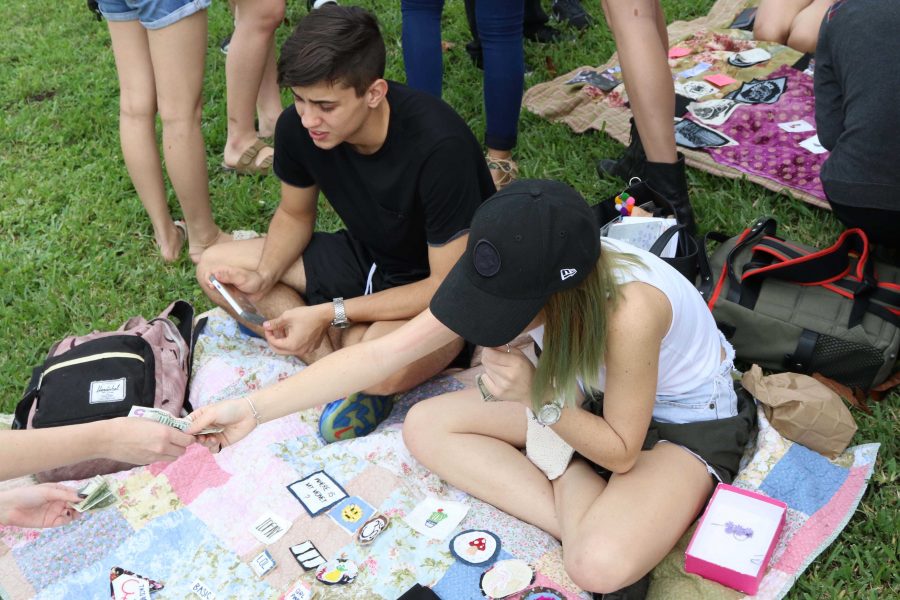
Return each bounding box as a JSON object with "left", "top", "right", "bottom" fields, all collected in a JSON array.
[{"left": 0, "top": 0, "right": 896, "bottom": 597}]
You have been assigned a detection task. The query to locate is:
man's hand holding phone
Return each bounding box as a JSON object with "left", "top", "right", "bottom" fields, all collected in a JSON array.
[{"left": 209, "top": 273, "right": 268, "bottom": 326}]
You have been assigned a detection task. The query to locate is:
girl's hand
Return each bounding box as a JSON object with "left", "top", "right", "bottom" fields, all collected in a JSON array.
[
  {"left": 0, "top": 484, "right": 81, "bottom": 529},
  {"left": 186, "top": 397, "right": 258, "bottom": 451},
  {"left": 479, "top": 345, "right": 536, "bottom": 404}
]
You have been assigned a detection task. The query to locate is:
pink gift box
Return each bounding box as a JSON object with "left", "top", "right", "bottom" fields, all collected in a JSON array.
[{"left": 685, "top": 483, "right": 787, "bottom": 595}]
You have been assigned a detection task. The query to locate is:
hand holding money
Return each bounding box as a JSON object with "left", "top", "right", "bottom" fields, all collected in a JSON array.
[
  {"left": 0, "top": 484, "right": 82, "bottom": 528},
  {"left": 70, "top": 475, "right": 118, "bottom": 513},
  {"left": 127, "top": 406, "right": 223, "bottom": 435}
]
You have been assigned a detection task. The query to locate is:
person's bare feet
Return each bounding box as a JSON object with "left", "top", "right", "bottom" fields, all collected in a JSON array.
[{"left": 156, "top": 221, "right": 186, "bottom": 264}]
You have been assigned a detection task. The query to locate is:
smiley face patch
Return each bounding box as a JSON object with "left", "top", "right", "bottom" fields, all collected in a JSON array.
[{"left": 327, "top": 496, "right": 376, "bottom": 535}]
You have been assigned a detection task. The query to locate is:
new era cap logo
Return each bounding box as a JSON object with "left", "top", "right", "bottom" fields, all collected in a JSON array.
[{"left": 560, "top": 268, "right": 577, "bottom": 281}]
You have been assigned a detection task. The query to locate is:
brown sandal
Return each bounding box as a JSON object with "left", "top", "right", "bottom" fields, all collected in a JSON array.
[
  {"left": 486, "top": 156, "right": 519, "bottom": 190},
  {"left": 221, "top": 139, "right": 274, "bottom": 176}
]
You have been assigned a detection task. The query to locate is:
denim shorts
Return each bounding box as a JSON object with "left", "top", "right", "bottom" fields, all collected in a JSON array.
[
  {"left": 652, "top": 333, "right": 739, "bottom": 425},
  {"left": 98, "top": 0, "right": 210, "bottom": 30}
]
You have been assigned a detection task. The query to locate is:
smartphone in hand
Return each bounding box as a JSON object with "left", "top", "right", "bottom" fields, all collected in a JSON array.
[{"left": 209, "top": 275, "right": 267, "bottom": 326}]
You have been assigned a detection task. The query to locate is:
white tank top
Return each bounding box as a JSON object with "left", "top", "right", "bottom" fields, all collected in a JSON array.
[{"left": 530, "top": 237, "right": 722, "bottom": 396}]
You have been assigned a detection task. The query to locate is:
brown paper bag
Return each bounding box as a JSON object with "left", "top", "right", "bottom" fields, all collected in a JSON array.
[{"left": 741, "top": 365, "right": 857, "bottom": 459}]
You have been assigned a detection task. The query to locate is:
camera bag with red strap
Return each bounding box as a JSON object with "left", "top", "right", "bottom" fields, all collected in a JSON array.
[
  {"left": 697, "top": 217, "right": 900, "bottom": 398},
  {"left": 12, "top": 300, "right": 205, "bottom": 482}
]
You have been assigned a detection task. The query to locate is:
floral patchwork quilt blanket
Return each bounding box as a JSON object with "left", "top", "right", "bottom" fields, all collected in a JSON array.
[{"left": 0, "top": 310, "right": 877, "bottom": 600}]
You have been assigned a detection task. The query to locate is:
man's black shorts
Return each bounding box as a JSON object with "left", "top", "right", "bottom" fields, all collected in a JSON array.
[
  {"left": 301, "top": 229, "right": 474, "bottom": 369},
  {"left": 301, "top": 230, "right": 426, "bottom": 306}
]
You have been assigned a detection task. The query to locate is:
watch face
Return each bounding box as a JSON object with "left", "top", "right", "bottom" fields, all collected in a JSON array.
[{"left": 538, "top": 403, "right": 562, "bottom": 426}]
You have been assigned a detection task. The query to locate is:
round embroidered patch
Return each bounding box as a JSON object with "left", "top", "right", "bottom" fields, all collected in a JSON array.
[
  {"left": 449, "top": 529, "right": 501, "bottom": 566},
  {"left": 519, "top": 586, "right": 566, "bottom": 600},
  {"left": 479, "top": 559, "right": 534, "bottom": 599},
  {"left": 473, "top": 239, "right": 501, "bottom": 277},
  {"left": 315, "top": 558, "right": 358, "bottom": 585},
  {"left": 357, "top": 513, "right": 390, "bottom": 545}
]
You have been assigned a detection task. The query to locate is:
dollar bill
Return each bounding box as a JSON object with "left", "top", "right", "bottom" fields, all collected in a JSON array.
[
  {"left": 127, "top": 406, "right": 223, "bottom": 435},
  {"left": 71, "top": 475, "right": 117, "bottom": 513}
]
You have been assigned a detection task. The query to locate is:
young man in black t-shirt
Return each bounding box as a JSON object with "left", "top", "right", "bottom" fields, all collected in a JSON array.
[{"left": 197, "top": 6, "right": 495, "bottom": 442}]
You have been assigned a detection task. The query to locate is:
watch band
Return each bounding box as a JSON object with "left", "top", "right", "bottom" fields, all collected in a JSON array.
[{"left": 331, "top": 297, "right": 349, "bottom": 328}]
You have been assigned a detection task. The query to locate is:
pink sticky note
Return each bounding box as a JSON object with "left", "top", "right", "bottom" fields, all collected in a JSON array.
[
  {"left": 704, "top": 74, "right": 738, "bottom": 87},
  {"left": 668, "top": 47, "right": 691, "bottom": 59}
]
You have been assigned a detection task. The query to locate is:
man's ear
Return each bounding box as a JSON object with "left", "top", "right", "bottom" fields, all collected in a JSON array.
[{"left": 365, "top": 79, "right": 388, "bottom": 108}]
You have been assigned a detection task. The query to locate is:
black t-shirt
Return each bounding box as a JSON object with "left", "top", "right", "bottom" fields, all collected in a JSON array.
[{"left": 273, "top": 81, "right": 495, "bottom": 281}]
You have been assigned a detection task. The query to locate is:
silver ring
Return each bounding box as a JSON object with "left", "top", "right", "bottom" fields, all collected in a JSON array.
[{"left": 506, "top": 343, "right": 511, "bottom": 353}]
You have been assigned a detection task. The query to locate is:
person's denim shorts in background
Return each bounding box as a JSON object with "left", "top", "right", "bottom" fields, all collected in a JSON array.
[{"left": 98, "top": 0, "right": 210, "bottom": 30}]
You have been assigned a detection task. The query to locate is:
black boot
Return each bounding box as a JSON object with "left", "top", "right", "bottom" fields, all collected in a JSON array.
[
  {"left": 644, "top": 153, "right": 696, "bottom": 236},
  {"left": 596, "top": 118, "right": 647, "bottom": 182}
]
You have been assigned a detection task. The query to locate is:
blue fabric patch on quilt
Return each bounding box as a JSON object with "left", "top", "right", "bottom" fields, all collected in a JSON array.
[
  {"left": 433, "top": 549, "right": 515, "bottom": 599},
  {"left": 35, "top": 509, "right": 273, "bottom": 599},
  {"left": 759, "top": 443, "right": 849, "bottom": 515},
  {"left": 14, "top": 506, "right": 134, "bottom": 592}
]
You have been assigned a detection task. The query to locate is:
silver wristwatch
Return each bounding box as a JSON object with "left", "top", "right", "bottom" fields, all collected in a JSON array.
[
  {"left": 536, "top": 398, "right": 564, "bottom": 426},
  {"left": 331, "top": 297, "right": 350, "bottom": 329}
]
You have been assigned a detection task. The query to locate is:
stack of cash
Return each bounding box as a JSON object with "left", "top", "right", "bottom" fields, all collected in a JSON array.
[
  {"left": 70, "top": 475, "right": 117, "bottom": 513},
  {"left": 127, "top": 406, "right": 223, "bottom": 435}
]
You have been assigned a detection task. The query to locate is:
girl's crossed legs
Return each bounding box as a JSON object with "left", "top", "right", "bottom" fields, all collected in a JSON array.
[{"left": 403, "top": 388, "right": 713, "bottom": 594}]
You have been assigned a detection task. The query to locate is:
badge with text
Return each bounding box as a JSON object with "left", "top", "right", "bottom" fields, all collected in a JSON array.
[
  {"left": 479, "top": 559, "right": 535, "bottom": 599},
  {"left": 108, "top": 567, "right": 164, "bottom": 600},
  {"left": 450, "top": 529, "right": 501, "bottom": 566},
  {"left": 290, "top": 540, "right": 327, "bottom": 571},
  {"left": 327, "top": 496, "right": 376, "bottom": 535},
  {"left": 110, "top": 572, "right": 150, "bottom": 600},
  {"left": 357, "top": 513, "right": 391, "bottom": 545},
  {"left": 288, "top": 471, "right": 348, "bottom": 516},
  {"left": 190, "top": 580, "right": 216, "bottom": 600},
  {"left": 316, "top": 558, "right": 358, "bottom": 585},
  {"left": 250, "top": 549, "right": 277, "bottom": 578},
  {"left": 282, "top": 579, "right": 316, "bottom": 600},
  {"left": 404, "top": 497, "right": 469, "bottom": 540},
  {"left": 250, "top": 512, "right": 292, "bottom": 544}
]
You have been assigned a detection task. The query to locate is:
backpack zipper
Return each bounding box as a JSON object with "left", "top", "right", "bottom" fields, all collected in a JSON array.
[{"left": 37, "top": 352, "right": 145, "bottom": 390}]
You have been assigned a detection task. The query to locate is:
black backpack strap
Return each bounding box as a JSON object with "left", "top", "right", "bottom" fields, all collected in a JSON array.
[
  {"left": 13, "top": 366, "right": 42, "bottom": 429},
  {"left": 725, "top": 217, "right": 778, "bottom": 304},
  {"left": 697, "top": 231, "right": 730, "bottom": 302},
  {"left": 742, "top": 229, "right": 869, "bottom": 286},
  {"left": 742, "top": 229, "right": 899, "bottom": 327},
  {"left": 164, "top": 300, "right": 195, "bottom": 347},
  {"left": 182, "top": 315, "right": 208, "bottom": 414}
]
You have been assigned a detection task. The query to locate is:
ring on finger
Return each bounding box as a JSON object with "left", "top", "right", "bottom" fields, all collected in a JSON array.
[{"left": 506, "top": 343, "right": 511, "bottom": 353}]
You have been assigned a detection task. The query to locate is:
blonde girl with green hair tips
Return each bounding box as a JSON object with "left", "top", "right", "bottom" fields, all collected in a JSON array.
[{"left": 187, "top": 179, "right": 755, "bottom": 599}]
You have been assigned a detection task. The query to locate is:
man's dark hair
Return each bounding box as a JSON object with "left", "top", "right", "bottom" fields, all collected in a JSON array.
[{"left": 277, "top": 6, "right": 385, "bottom": 96}]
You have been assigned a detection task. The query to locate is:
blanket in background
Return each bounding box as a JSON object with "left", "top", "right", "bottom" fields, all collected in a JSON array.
[
  {"left": 522, "top": 0, "right": 830, "bottom": 209},
  {"left": 0, "top": 310, "right": 878, "bottom": 599}
]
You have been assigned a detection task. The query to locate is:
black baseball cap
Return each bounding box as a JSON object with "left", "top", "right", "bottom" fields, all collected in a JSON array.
[{"left": 430, "top": 179, "right": 601, "bottom": 347}]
